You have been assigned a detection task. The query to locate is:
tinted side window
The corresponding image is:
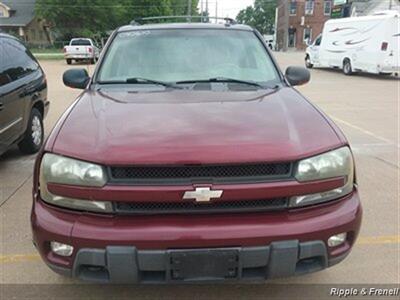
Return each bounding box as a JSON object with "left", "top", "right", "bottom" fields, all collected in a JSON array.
[
  {"left": 1, "top": 37, "right": 39, "bottom": 83},
  {"left": 315, "top": 36, "right": 322, "bottom": 46},
  {"left": 0, "top": 40, "right": 12, "bottom": 86}
]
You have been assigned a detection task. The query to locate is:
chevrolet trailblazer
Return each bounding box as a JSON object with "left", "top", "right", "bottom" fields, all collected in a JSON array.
[{"left": 31, "top": 18, "right": 362, "bottom": 283}]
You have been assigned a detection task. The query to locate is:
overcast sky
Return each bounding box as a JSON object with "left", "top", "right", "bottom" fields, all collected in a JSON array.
[{"left": 197, "top": 0, "right": 255, "bottom": 19}]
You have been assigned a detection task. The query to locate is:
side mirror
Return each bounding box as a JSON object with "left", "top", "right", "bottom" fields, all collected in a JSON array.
[
  {"left": 63, "top": 69, "right": 90, "bottom": 89},
  {"left": 285, "top": 66, "right": 310, "bottom": 86},
  {"left": 305, "top": 39, "right": 312, "bottom": 46}
]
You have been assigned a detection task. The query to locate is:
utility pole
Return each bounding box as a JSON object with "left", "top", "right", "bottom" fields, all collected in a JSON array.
[
  {"left": 389, "top": 0, "right": 393, "bottom": 10},
  {"left": 206, "top": 0, "right": 209, "bottom": 16},
  {"left": 201, "top": 0, "right": 204, "bottom": 22},
  {"left": 215, "top": 0, "right": 218, "bottom": 24},
  {"left": 188, "top": 0, "right": 192, "bottom": 22}
]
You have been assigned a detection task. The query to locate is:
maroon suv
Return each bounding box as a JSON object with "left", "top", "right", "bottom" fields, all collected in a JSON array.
[{"left": 31, "top": 20, "right": 362, "bottom": 283}]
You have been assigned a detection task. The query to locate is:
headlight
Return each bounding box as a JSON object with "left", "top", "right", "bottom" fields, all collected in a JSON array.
[
  {"left": 39, "top": 153, "right": 112, "bottom": 213},
  {"left": 41, "top": 153, "right": 107, "bottom": 187},
  {"left": 290, "top": 147, "right": 354, "bottom": 207},
  {"left": 295, "top": 147, "right": 353, "bottom": 182}
]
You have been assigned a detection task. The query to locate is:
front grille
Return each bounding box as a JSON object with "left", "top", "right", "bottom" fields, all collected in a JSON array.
[
  {"left": 114, "top": 198, "right": 288, "bottom": 215},
  {"left": 109, "top": 162, "right": 292, "bottom": 184}
]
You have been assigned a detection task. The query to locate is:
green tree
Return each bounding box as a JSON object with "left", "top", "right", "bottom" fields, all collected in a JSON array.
[
  {"left": 118, "top": 0, "right": 173, "bottom": 23},
  {"left": 236, "top": 0, "right": 277, "bottom": 35},
  {"left": 170, "top": 0, "right": 199, "bottom": 16},
  {"left": 36, "top": 0, "right": 120, "bottom": 40},
  {"left": 236, "top": 6, "right": 256, "bottom": 28},
  {"left": 35, "top": 0, "right": 199, "bottom": 40}
]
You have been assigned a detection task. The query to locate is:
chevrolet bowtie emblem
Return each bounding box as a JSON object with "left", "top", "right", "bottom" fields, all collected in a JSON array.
[{"left": 183, "top": 187, "right": 223, "bottom": 203}]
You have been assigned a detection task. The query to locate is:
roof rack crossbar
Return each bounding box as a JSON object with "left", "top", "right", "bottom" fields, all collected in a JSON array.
[{"left": 130, "top": 16, "right": 237, "bottom": 26}]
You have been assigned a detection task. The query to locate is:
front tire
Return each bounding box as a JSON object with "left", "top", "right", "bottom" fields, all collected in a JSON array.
[
  {"left": 343, "top": 59, "right": 353, "bottom": 75},
  {"left": 18, "top": 108, "right": 44, "bottom": 154},
  {"left": 305, "top": 55, "right": 313, "bottom": 69},
  {"left": 66, "top": 59, "right": 72, "bottom": 65}
]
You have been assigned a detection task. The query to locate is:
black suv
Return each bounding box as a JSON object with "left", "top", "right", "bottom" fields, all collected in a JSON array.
[{"left": 0, "top": 33, "right": 49, "bottom": 155}]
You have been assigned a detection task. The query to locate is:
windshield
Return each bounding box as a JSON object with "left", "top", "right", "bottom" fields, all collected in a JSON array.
[{"left": 97, "top": 29, "right": 280, "bottom": 85}]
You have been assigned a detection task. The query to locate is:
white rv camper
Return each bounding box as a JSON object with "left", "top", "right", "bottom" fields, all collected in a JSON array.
[{"left": 305, "top": 11, "right": 399, "bottom": 75}]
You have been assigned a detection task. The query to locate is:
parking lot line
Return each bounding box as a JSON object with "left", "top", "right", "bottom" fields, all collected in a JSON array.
[
  {"left": 0, "top": 235, "right": 399, "bottom": 265},
  {"left": 0, "top": 254, "right": 41, "bottom": 264},
  {"left": 331, "top": 116, "right": 396, "bottom": 145},
  {"left": 357, "top": 235, "right": 400, "bottom": 245}
]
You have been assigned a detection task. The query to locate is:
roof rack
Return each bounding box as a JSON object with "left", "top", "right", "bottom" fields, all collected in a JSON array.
[{"left": 131, "top": 16, "right": 237, "bottom": 26}]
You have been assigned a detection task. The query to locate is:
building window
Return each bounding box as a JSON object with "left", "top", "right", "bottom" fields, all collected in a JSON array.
[
  {"left": 303, "top": 27, "right": 312, "bottom": 44},
  {"left": 324, "top": 0, "right": 332, "bottom": 16},
  {"left": 288, "top": 28, "right": 296, "bottom": 48},
  {"left": 0, "top": 8, "right": 5, "bottom": 17},
  {"left": 289, "top": 1, "right": 297, "bottom": 16},
  {"left": 305, "top": 0, "right": 314, "bottom": 15}
]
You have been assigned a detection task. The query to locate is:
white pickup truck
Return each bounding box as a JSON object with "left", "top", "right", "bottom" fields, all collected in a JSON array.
[{"left": 63, "top": 38, "right": 100, "bottom": 65}]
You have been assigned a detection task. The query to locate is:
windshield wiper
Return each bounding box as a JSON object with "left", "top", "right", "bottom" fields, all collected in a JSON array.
[
  {"left": 98, "top": 77, "right": 182, "bottom": 89},
  {"left": 175, "top": 77, "right": 267, "bottom": 89},
  {"left": 126, "top": 77, "right": 182, "bottom": 89}
]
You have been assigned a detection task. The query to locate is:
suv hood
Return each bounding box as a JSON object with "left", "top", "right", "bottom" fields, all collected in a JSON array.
[{"left": 52, "top": 88, "right": 343, "bottom": 165}]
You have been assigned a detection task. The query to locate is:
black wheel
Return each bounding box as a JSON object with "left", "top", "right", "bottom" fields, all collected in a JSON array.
[
  {"left": 305, "top": 55, "right": 313, "bottom": 69},
  {"left": 343, "top": 59, "right": 353, "bottom": 75},
  {"left": 18, "top": 108, "right": 44, "bottom": 154},
  {"left": 66, "top": 59, "right": 72, "bottom": 65}
]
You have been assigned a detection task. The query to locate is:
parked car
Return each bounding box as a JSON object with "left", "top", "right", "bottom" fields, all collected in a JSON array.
[
  {"left": 0, "top": 33, "right": 49, "bottom": 156},
  {"left": 63, "top": 38, "right": 100, "bottom": 65},
  {"left": 264, "top": 34, "right": 275, "bottom": 50},
  {"left": 32, "top": 19, "right": 362, "bottom": 283},
  {"left": 305, "top": 10, "right": 400, "bottom": 75}
]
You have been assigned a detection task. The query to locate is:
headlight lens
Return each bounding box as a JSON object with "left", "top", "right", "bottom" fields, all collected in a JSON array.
[
  {"left": 290, "top": 147, "right": 354, "bottom": 207},
  {"left": 40, "top": 153, "right": 112, "bottom": 213},
  {"left": 41, "top": 153, "right": 107, "bottom": 187},
  {"left": 295, "top": 147, "right": 353, "bottom": 182}
]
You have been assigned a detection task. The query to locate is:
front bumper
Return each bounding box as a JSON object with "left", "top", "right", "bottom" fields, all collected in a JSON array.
[
  {"left": 47, "top": 240, "right": 349, "bottom": 283},
  {"left": 32, "top": 190, "right": 362, "bottom": 283}
]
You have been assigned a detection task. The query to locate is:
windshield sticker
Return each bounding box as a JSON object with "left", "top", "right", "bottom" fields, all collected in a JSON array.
[{"left": 119, "top": 31, "right": 151, "bottom": 38}]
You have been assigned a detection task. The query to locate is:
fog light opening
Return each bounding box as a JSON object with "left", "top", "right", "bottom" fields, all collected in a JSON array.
[
  {"left": 328, "top": 233, "right": 347, "bottom": 248},
  {"left": 50, "top": 241, "right": 74, "bottom": 257}
]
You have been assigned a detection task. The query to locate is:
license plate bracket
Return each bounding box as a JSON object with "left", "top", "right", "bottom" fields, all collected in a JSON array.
[{"left": 168, "top": 249, "right": 240, "bottom": 281}]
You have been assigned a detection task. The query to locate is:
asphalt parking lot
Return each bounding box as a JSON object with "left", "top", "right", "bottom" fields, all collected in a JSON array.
[{"left": 0, "top": 52, "right": 399, "bottom": 298}]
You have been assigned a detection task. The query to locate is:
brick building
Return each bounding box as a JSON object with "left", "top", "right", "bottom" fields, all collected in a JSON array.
[{"left": 276, "top": 0, "right": 332, "bottom": 51}]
